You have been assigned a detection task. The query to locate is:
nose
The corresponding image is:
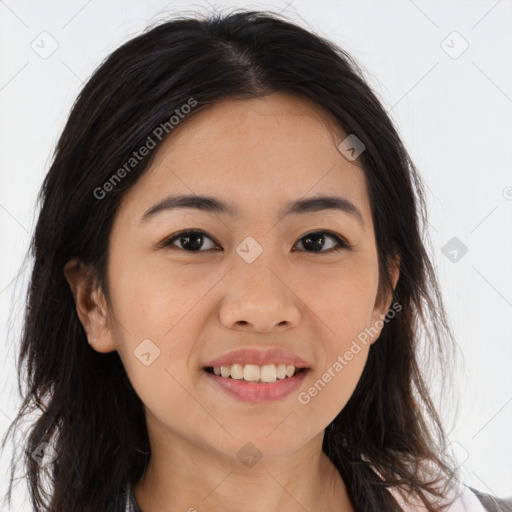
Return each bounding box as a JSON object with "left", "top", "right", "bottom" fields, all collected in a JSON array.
[{"left": 218, "top": 257, "right": 301, "bottom": 333}]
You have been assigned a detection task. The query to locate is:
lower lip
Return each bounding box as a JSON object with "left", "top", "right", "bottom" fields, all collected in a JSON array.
[{"left": 203, "top": 369, "right": 310, "bottom": 403}]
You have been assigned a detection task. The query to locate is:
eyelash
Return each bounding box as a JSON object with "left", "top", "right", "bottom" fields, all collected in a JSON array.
[{"left": 159, "top": 230, "right": 350, "bottom": 254}]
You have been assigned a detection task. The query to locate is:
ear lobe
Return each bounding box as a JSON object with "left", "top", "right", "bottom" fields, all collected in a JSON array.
[{"left": 63, "top": 258, "right": 116, "bottom": 353}]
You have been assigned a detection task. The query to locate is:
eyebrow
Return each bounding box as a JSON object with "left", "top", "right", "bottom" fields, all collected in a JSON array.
[{"left": 139, "top": 193, "right": 364, "bottom": 227}]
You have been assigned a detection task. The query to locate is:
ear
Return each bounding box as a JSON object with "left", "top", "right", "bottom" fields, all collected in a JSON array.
[
  {"left": 63, "top": 257, "right": 117, "bottom": 353},
  {"left": 368, "top": 253, "right": 400, "bottom": 345}
]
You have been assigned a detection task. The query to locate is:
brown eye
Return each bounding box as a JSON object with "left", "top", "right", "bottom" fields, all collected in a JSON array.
[
  {"left": 160, "top": 229, "right": 349, "bottom": 254},
  {"left": 293, "top": 231, "right": 349, "bottom": 253},
  {"left": 161, "top": 230, "right": 219, "bottom": 252}
]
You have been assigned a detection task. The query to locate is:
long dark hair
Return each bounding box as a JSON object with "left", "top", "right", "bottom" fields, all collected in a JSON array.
[{"left": 2, "top": 9, "right": 460, "bottom": 512}]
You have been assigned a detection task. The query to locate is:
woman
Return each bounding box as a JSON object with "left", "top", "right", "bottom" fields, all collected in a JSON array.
[{"left": 2, "top": 9, "right": 510, "bottom": 512}]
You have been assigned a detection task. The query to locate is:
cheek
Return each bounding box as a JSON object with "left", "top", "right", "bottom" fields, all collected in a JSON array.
[
  {"left": 298, "top": 259, "right": 380, "bottom": 335},
  {"left": 293, "top": 262, "right": 377, "bottom": 415},
  {"left": 108, "top": 254, "right": 218, "bottom": 339},
  {"left": 105, "top": 250, "right": 218, "bottom": 429},
  {"left": 115, "top": 319, "right": 199, "bottom": 438},
  {"left": 292, "top": 335, "right": 370, "bottom": 439}
]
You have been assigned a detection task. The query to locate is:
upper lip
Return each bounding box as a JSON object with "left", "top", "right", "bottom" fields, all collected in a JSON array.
[{"left": 204, "top": 348, "right": 312, "bottom": 369}]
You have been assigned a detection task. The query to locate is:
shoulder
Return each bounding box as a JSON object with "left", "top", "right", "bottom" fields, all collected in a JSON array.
[
  {"left": 371, "top": 456, "right": 511, "bottom": 512},
  {"left": 446, "top": 484, "right": 512, "bottom": 512},
  {"left": 386, "top": 479, "right": 511, "bottom": 512},
  {"left": 467, "top": 486, "right": 512, "bottom": 512}
]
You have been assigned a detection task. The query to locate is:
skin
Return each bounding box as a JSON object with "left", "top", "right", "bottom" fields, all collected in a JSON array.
[{"left": 64, "top": 92, "right": 399, "bottom": 512}]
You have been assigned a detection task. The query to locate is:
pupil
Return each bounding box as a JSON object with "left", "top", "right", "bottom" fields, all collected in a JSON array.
[
  {"left": 183, "top": 233, "right": 202, "bottom": 251},
  {"left": 304, "top": 233, "right": 324, "bottom": 252}
]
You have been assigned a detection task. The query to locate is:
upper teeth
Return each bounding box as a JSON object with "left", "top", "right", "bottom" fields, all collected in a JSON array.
[{"left": 212, "top": 363, "right": 298, "bottom": 382}]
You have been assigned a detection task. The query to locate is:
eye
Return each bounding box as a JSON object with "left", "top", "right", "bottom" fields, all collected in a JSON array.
[
  {"left": 160, "top": 230, "right": 219, "bottom": 252},
  {"left": 160, "top": 230, "right": 350, "bottom": 253},
  {"left": 293, "top": 231, "right": 349, "bottom": 253}
]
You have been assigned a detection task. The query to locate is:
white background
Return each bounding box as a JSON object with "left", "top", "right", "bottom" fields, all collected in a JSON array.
[{"left": 1, "top": 0, "right": 511, "bottom": 509}]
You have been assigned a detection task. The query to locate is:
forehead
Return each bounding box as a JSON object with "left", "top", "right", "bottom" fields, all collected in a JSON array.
[{"left": 116, "top": 92, "right": 372, "bottom": 225}]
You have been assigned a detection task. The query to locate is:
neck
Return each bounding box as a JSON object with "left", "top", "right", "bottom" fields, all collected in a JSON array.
[{"left": 133, "top": 430, "right": 354, "bottom": 512}]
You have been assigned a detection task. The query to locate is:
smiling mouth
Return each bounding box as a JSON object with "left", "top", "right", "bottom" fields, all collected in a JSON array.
[{"left": 203, "top": 365, "right": 307, "bottom": 384}]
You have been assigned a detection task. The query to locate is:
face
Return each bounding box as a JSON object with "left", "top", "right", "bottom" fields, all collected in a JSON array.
[{"left": 66, "top": 92, "right": 398, "bottom": 461}]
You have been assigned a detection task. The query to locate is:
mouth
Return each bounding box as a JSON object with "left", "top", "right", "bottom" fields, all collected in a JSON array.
[
  {"left": 203, "top": 364, "right": 308, "bottom": 384},
  {"left": 202, "top": 364, "right": 310, "bottom": 403},
  {"left": 201, "top": 348, "right": 312, "bottom": 402}
]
